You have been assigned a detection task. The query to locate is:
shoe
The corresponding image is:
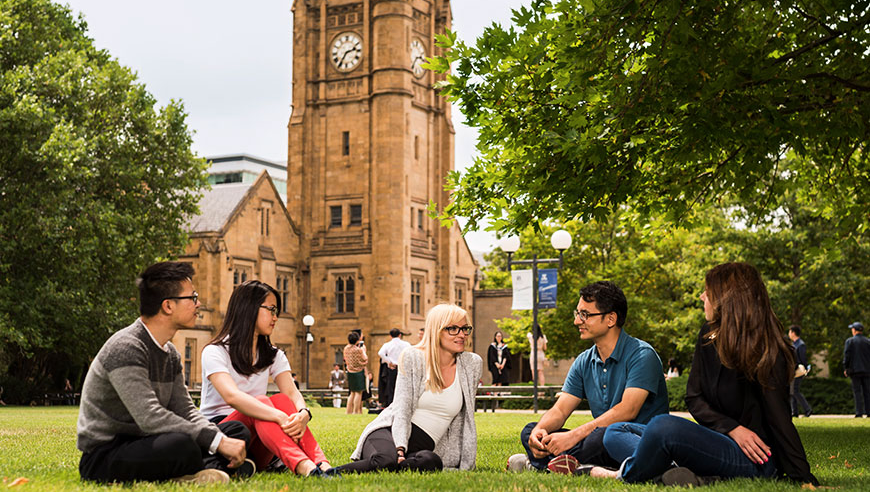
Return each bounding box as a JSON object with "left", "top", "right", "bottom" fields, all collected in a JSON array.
[
  {"left": 307, "top": 463, "right": 341, "bottom": 478},
  {"left": 805, "top": 409, "right": 812, "bottom": 418},
  {"left": 231, "top": 459, "right": 255, "bottom": 478},
  {"left": 172, "top": 469, "right": 230, "bottom": 485},
  {"left": 265, "top": 455, "right": 288, "bottom": 473},
  {"left": 547, "top": 454, "right": 579, "bottom": 474},
  {"left": 575, "top": 464, "right": 612, "bottom": 476},
  {"left": 660, "top": 467, "right": 719, "bottom": 487},
  {"left": 507, "top": 453, "right": 532, "bottom": 472}
]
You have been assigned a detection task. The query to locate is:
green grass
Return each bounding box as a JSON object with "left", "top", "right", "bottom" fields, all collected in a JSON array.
[{"left": 1, "top": 407, "right": 869, "bottom": 490}]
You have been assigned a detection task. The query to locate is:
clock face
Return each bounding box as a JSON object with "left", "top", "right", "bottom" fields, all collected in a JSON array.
[
  {"left": 410, "top": 38, "right": 426, "bottom": 78},
  {"left": 331, "top": 32, "right": 363, "bottom": 72}
]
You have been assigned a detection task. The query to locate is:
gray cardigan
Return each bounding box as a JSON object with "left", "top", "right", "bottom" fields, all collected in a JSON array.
[{"left": 350, "top": 348, "right": 482, "bottom": 470}]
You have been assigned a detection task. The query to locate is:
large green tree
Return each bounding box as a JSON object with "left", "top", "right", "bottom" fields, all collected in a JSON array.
[
  {"left": 432, "top": 0, "right": 869, "bottom": 234},
  {"left": 0, "top": 0, "right": 208, "bottom": 400}
]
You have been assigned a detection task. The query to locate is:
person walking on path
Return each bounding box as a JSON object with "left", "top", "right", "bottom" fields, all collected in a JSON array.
[
  {"left": 334, "top": 304, "right": 482, "bottom": 473},
  {"left": 200, "top": 280, "right": 333, "bottom": 477},
  {"left": 76, "top": 262, "right": 248, "bottom": 484},
  {"left": 344, "top": 331, "right": 368, "bottom": 415},
  {"left": 788, "top": 326, "right": 812, "bottom": 417},
  {"left": 378, "top": 328, "right": 411, "bottom": 408},
  {"left": 844, "top": 322, "right": 870, "bottom": 418},
  {"left": 330, "top": 364, "right": 346, "bottom": 409}
]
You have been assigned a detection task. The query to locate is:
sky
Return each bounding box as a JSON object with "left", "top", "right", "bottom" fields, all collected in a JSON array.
[{"left": 61, "top": 0, "right": 533, "bottom": 253}]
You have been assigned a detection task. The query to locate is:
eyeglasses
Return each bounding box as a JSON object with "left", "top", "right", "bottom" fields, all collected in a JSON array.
[
  {"left": 164, "top": 292, "right": 198, "bottom": 304},
  {"left": 573, "top": 309, "right": 608, "bottom": 322},
  {"left": 260, "top": 305, "right": 279, "bottom": 316},
  {"left": 443, "top": 325, "right": 473, "bottom": 335}
]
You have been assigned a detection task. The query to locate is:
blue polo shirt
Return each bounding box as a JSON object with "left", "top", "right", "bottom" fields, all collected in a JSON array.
[{"left": 562, "top": 329, "right": 669, "bottom": 423}]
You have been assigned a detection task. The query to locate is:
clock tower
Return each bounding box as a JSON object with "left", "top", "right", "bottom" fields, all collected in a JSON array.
[{"left": 287, "top": 0, "right": 478, "bottom": 385}]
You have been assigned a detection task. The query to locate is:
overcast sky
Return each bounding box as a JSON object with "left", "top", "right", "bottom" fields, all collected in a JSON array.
[{"left": 61, "top": 0, "right": 532, "bottom": 253}]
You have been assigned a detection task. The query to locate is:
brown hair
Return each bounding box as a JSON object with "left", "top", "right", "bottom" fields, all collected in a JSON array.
[{"left": 704, "top": 262, "right": 794, "bottom": 388}]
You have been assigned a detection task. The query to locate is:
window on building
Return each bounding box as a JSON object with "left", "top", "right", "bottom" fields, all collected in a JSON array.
[
  {"left": 342, "top": 131, "right": 350, "bottom": 156},
  {"left": 183, "top": 338, "right": 196, "bottom": 387},
  {"left": 410, "top": 207, "right": 414, "bottom": 230},
  {"left": 277, "top": 273, "right": 291, "bottom": 313},
  {"left": 336, "top": 275, "right": 355, "bottom": 313},
  {"left": 260, "top": 201, "right": 272, "bottom": 236},
  {"left": 411, "top": 276, "right": 422, "bottom": 315},
  {"left": 350, "top": 204, "right": 362, "bottom": 226},
  {"left": 233, "top": 268, "right": 249, "bottom": 288},
  {"left": 414, "top": 136, "right": 419, "bottom": 160},
  {"left": 333, "top": 346, "right": 345, "bottom": 365},
  {"left": 330, "top": 205, "right": 342, "bottom": 227},
  {"left": 417, "top": 209, "right": 424, "bottom": 231},
  {"left": 455, "top": 283, "right": 465, "bottom": 308}
]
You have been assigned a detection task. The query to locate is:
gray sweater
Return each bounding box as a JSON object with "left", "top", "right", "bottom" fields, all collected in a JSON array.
[
  {"left": 350, "top": 348, "right": 482, "bottom": 470},
  {"left": 76, "top": 319, "right": 219, "bottom": 452}
]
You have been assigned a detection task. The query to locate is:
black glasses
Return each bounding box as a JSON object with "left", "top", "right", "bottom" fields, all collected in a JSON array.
[
  {"left": 573, "top": 309, "right": 608, "bottom": 322},
  {"left": 260, "top": 305, "right": 279, "bottom": 316},
  {"left": 164, "top": 292, "right": 198, "bottom": 304},
  {"left": 443, "top": 325, "right": 473, "bottom": 335}
]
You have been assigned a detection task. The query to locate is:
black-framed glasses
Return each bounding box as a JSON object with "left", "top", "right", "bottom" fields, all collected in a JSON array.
[
  {"left": 164, "top": 292, "right": 198, "bottom": 304},
  {"left": 444, "top": 325, "right": 473, "bottom": 335},
  {"left": 260, "top": 305, "right": 279, "bottom": 316},
  {"left": 573, "top": 309, "right": 608, "bottom": 322}
]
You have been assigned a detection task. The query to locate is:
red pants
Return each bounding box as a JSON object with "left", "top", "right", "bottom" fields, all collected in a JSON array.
[{"left": 220, "top": 393, "right": 327, "bottom": 472}]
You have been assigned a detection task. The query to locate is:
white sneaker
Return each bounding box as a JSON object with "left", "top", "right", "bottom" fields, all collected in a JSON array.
[
  {"left": 172, "top": 469, "right": 230, "bottom": 484},
  {"left": 506, "top": 453, "right": 532, "bottom": 472}
]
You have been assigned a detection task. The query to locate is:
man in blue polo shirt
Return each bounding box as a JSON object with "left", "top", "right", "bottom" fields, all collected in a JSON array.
[{"left": 507, "top": 281, "right": 669, "bottom": 474}]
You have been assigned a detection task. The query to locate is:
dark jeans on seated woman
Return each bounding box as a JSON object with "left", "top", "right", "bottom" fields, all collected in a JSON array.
[
  {"left": 608, "top": 415, "right": 776, "bottom": 483},
  {"left": 336, "top": 424, "right": 442, "bottom": 473}
]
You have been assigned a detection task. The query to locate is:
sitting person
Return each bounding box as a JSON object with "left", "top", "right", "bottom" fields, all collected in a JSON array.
[
  {"left": 335, "top": 304, "right": 482, "bottom": 473},
  {"left": 77, "top": 262, "right": 248, "bottom": 484},
  {"left": 592, "top": 262, "right": 818, "bottom": 486},
  {"left": 200, "top": 280, "right": 333, "bottom": 477},
  {"left": 508, "top": 281, "right": 669, "bottom": 474}
]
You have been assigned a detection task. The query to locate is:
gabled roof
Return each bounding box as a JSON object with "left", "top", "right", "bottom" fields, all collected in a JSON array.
[
  {"left": 188, "top": 183, "right": 252, "bottom": 234},
  {"left": 187, "top": 171, "right": 299, "bottom": 236}
]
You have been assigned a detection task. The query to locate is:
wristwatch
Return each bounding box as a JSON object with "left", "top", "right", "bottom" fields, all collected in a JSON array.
[{"left": 299, "top": 407, "right": 312, "bottom": 421}]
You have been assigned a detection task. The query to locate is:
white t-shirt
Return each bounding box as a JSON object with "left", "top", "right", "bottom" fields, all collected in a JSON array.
[
  {"left": 200, "top": 343, "right": 291, "bottom": 420},
  {"left": 410, "top": 376, "right": 462, "bottom": 445}
]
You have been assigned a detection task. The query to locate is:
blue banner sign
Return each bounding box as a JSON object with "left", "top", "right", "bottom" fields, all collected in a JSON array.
[{"left": 537, "top": 269, "right": 558, "bottom": 309}]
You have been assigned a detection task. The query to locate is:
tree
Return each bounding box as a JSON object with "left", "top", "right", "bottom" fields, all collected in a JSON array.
[
  {"left": 431, "top": 0, "right": 869, "bottom": 235},
  {"left": 0, "top": 0, "right": 208, "bottom": 401}
]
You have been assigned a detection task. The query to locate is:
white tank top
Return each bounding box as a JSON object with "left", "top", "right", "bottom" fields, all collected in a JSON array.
[{"left": 410, "top": 376, "right": 463, "bottom": 445}]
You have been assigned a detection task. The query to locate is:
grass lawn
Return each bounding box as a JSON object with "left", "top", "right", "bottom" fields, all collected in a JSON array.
[{"left": 1, "top": 406, "right": 868, "bottom": 491}]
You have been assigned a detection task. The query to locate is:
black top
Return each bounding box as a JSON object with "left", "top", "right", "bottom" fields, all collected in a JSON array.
[
  {"left": 792, "top": 338, "right": 808, "bottom": 368},
  {"left": 487, "top": 343, "right": 511, "bottom": 374},
  {"left": 686, "top": 324, "right": 818, "bottom": 485},
  {"left": 844, "top": 334, "right": 870, "bottom": 376}
]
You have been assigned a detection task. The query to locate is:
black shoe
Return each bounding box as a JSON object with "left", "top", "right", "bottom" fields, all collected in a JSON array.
[
  {"left": 264, "top": 456, "right": 287, "bottom": 473},
  {"left": 231, "top": 459, "right": 256, "bottom": 478},
  {"left": 805, "top": 409, "right": 812, "bottom": 418},
  {"left": 308, "top": 463, "right": 341, "bottom": 478},
  {"left": 660, "top": 467, "right": 719, "bottom": 487}
]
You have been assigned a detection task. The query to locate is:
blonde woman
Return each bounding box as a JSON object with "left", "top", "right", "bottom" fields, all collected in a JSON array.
[{"left": 334, "top": 304, "right": 482, "bottom": 473}]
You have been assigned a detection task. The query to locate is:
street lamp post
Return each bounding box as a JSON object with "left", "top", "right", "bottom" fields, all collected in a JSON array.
[
  {"left": 303, "top": 315, "right": 315, "bottom": 390},
  {"left": 500, "top": 230, "right": 572, "bottom": 413}
]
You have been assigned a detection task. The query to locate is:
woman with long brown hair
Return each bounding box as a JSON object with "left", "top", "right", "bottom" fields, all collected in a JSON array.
[
  {"left": 199, "top": 280, "right": 333, "bottom": 477},
  {"left": 591, "top": 262, "right": 818, "bottom": 486}
]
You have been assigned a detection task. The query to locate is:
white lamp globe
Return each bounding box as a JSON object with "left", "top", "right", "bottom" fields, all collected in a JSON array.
[
  {"left": 499, "top": 235, "right": 521, "bottom": 253},
  {"left": 551, "top": 229, "right": 572, "bottom": 251},
  {"left": 302, "top": 315, "right": 315, "bottom": 327}
]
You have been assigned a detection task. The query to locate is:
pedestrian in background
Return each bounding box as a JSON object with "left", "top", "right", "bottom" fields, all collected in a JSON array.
[
  {"left": 344, "top": 331, "right": 368, "bottom": 415},
  {"left": 330, "top": 364, "right": 346, "bottom": 409},
  {"left": 844, "top": 322, "right": 870, "bottom": 418},
  {"left": 788, "top": 326, "right": 812, "bottom": 417}
]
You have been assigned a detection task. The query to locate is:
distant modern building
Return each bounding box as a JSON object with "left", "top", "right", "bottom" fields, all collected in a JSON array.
[{"left": 207, "top": 154, "right": 287, "bottom": 203}]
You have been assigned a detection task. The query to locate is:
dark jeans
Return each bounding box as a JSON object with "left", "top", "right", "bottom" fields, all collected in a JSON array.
[
  {"left": 378, "top": 362, "right": 398, "bottom": 407},
  {"left": 612, "top": 415, "right": 775, "bottom": 483},
  {"left": 79, "top": 420, "right": 250, "bottom": 482},
  {"left": 850, "top": 374, "right": 870, "bottom": 417},
  {"left": 336, "top": 425, "right": 442, "bottom": 473},
  {"left": 790, "top": 376, "right": 811, "bottom": 416},
  {"left": 520, "top": 421, "right": 617, "bottom": 469}
]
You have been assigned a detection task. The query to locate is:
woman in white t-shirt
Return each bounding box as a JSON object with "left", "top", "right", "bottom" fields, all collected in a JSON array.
[
  {"left": 334, "top": 304, "right": 482, "bottom": 473},
  {"left": 200, "top": 280, "right": 333, "bottom": 477}
]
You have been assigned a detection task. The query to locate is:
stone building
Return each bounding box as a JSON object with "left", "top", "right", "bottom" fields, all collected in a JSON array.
[
  {"left": 286, "top": 0, "right": 477, "bottom": 387},
  {"left": 172, "top": 0, "right": 477, "bottom": 389}
]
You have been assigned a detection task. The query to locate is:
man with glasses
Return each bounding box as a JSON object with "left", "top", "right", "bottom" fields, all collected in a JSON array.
[
  {"left": 508, "top": 281, "right": 669, "bottom": 474},
  {"left": 77, "top": 262, "right": 250, "bottom": 484}
]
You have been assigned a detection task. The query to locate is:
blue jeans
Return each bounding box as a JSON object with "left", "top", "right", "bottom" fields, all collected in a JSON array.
[
  {"left": 602, "top": 422, "right": 647, "bottom": 463},
  {"left": 519, "top": 422, "right": 617, "bottom": 470},
  {"left": 609, "top": 415, "right": 776, "bottom": 483}
]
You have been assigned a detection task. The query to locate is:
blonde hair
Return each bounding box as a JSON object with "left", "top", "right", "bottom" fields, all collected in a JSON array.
[{"left": 402, "top": 303, "right": 468, "bottom": 393}]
